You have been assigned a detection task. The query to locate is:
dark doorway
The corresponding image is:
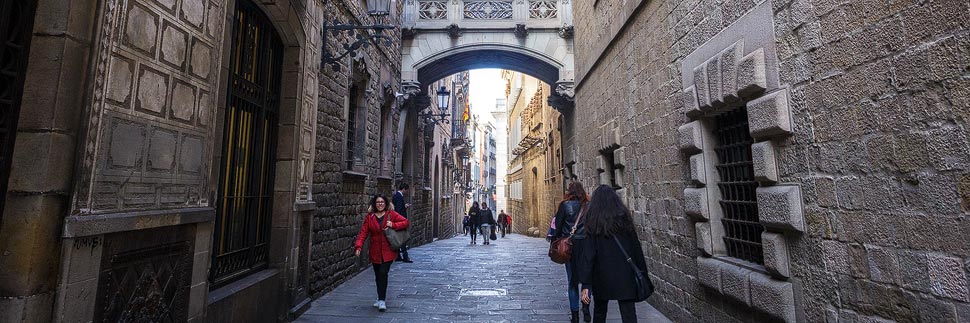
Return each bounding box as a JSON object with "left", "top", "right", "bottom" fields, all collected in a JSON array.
[
  {"left": 0, "top": 0, "right": 39, "bottom": 225},
  {"left": 211, "top": 0, "right": 284, "bottom": 288}
]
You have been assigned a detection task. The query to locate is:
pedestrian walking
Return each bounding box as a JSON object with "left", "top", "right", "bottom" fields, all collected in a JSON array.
[
  {"left": 578, "top": 185, "right": 651, "bottom": 323},
  {"left": 468, "top": 202, "right": 480, "bottom": 244},
  {"left": 354, "top": 194, "right": 410, "bottom": 312},
  {"left": 549, "top": 182, "right": 591, "bottom": 323},
  {"left": 462, "top": 213, "right": 471, "bottom": 236},
  {"left": 479, "top": 202, "right": 496, "bottom": 245},
  {"left": 392, "top": 183, "right": 413, "bottom": 263},
  {"left": 498, "top": 210, "right": 509, "bottom": 237}
]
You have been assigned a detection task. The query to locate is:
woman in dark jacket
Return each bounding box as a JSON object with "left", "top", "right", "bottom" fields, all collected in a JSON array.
[
  {"left": 468, "top": 202, "right": 480, "bottom": 244},
  {"left": 577, "top": 185, "right": 649, "bottom": 323},
  {"left": 550, "top": 182, "right": 590, "bottom": 323},
  {"left": 354, "top": 194, "right": 410, "bottom": 312}
]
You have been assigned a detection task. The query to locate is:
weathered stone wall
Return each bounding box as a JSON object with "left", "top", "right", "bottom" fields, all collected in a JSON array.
[
  {"left": 572, "top": 0, "right": 970, "bottom": 322},
  {"left": 310, "top": 0, "right": 458, "bottom": 297},
  {"left": 505, "top": 74, "right": 563, "bottom": 236}
]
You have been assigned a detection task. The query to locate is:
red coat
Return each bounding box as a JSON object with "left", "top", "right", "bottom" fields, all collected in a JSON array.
[{"left": 354, "top": 210, "right": 409, "bottom": 264}]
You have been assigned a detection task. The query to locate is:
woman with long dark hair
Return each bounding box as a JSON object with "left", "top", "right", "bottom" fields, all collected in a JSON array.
[
  {"left": 550, "top": 182, "right": 591, "bottom": 323},
  {"left": 468, "top": 202, "right": 481, "bottom": 244},
  {"left": 354, "top": 194, "right": 410, "bottom": 312},
  {"left": 577, "top": 185, "right": 649, "bottom": 323}
]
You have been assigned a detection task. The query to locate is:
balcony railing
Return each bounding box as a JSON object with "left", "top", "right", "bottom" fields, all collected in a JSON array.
[{"left": 404, "top": 0, "right": 573, "bottom": 29}]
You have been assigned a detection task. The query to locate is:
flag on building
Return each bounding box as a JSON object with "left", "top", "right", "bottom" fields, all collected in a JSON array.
[{"left": 462, "top": 97, "right": 470, "bottom": 122}]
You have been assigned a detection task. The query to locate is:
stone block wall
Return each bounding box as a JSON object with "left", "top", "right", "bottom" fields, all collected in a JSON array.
[
  {"left": 310, "top": 0, "right": 455, "bottom": 298},
  {"left": 572, "top": 0, "right": 970, "bottom": 321}
]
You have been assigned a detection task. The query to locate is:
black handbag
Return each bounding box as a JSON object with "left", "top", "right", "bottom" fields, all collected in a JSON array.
[
  {"left": 489, "top": 225, "right": 497, "bottom": 240},
  {"left": 383, "top": 222, "right": 410, "bottom": 251},
  {"left": 612, "top": 236, "right": 654, "bottom": 302}
]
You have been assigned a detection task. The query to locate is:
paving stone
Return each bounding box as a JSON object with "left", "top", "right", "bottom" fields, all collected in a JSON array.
[{"left": 295, "top": 234, "right": 672, "bottom": 322}]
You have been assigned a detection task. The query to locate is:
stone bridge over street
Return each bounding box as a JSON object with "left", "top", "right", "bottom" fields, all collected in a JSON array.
[{"left": 399, "top": 0, "right": 576, "bottom": 101}]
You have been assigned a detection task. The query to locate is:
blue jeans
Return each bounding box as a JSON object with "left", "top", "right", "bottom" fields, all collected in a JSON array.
[{"left": 565, "top": 262, "right": 580, "bottom": 311}]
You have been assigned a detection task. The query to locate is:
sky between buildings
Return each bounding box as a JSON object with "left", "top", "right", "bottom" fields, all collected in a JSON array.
[{"left": 468, "top": 69, "right": 505, "bottom": 126}]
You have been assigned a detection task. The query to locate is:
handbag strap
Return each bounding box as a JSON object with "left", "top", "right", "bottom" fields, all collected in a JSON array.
[
  {"left": 612, "top": 235, "right": 640, "bottom": 273},
  {"left": 568, "top": 204, "right": 586, "bottom": 236}
]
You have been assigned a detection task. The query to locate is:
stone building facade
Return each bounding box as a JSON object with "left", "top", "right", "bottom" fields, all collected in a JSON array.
[
  {"left": 571, "top": 0, "right": 970, "bottom": 322},
  {"left": 0, "top": 0, "right": 457, "bottom": 322},
  {"left": 504, "top": 71, "right": 564, "bottom": 236}
]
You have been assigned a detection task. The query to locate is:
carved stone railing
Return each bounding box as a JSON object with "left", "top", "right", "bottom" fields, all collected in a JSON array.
[{"left": 404, "top": 0, "right": 571, "bottom": 29}]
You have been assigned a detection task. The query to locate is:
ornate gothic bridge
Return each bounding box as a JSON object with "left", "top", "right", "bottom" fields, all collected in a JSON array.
[{"left": 399, "top": 0, "right": 576, "bottom": 102}]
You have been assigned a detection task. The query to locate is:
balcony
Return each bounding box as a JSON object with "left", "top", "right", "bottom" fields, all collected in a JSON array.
[{"left": 511, "top": 128, "right": 542, "bottom": 155}]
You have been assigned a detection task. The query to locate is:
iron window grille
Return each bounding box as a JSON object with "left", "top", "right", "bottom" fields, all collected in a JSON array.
[
  {"left": 346, "top": 86, "right": 359, "bottom": 170},
  {"left": 0, "top": 0, "right": 39, "bottom": 223},
  {"left": 211, "top": 0, "right": 283, "bottom": 288},
  {"left": 713, "top": 106, "right": 764, "bottom": 265}
]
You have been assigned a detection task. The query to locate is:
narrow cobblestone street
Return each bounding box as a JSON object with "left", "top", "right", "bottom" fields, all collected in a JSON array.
[{"left": 295, "top": 234, "right": 671, "bottom": 322}]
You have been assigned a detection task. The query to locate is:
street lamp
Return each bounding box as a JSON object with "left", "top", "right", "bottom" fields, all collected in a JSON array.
[
  {"left": 436, "top": 85, "right": 451, "bottom": 109},
  {"left": 320, "top": 0, "right": 395, "bottom": 72},
  {"left": 419, "top": 85, "right": 451, "bottom": 125}
]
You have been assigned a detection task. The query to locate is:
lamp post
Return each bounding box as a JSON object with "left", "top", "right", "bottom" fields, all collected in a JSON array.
[
  {"left": 419, "top": 85, "right": 451, "bottom": 126},
  {"left": 320, "top": 0, "right": 396, "bottom": 72}
]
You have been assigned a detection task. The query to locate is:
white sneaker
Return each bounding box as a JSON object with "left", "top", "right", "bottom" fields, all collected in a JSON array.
[
  {"left": 378, "top": 300, "right": 387, "bottom": 312},
  {"left": 373, "top": 300, "right": 380, "bottom": 308}
]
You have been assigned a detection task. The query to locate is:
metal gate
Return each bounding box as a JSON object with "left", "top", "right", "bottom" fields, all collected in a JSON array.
[
  {"left": 211, "top": 0, "right": 283, "bottom": 287},
  {"left": 0, "top": 0, "right": 39, "bottom": 224}
]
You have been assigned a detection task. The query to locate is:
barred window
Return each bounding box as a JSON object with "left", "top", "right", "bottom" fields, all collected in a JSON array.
[
  {"left": 713, "top": 107, "right": 764, "bottom": 264},
  {"left": 212, "top": 0, "right": 283, "bottom": 287}
]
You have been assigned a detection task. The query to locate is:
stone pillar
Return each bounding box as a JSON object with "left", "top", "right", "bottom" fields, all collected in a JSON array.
[{"left": 0, "top": 0, "right": 96, "bottom": 322}]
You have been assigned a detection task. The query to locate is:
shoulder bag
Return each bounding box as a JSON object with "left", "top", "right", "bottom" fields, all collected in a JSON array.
[
  {"left": 612, "top": 235, "right": 654, "bottom": 302},
  {"left": 381, "top": 216, "right": 410, "bottom": 251},
  {"left": 548, "top": 206, "right": 584, "bottom": 264}
]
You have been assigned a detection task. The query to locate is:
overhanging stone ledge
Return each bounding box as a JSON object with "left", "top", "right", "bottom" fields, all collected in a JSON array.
[{"left": 63, "top": 207, "right": 215, "bottom": 237}]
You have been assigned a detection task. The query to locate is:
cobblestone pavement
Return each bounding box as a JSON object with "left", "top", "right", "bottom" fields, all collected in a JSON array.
[{"left": 295, "top": 234, "right": 672, "bottom": 322}]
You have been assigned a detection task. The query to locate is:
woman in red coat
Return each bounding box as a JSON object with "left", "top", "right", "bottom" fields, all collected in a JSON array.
[{"left": 354, "top": 194, "right": 409, "bottom": 311}]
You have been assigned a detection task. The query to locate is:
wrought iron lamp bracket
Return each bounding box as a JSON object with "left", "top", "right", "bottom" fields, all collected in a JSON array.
[
  {"left": 418, "top": 112, "right": 451, "bottom": 125},
  {"left": 321, "top": 19, "right": 396, "bottom": 71}
]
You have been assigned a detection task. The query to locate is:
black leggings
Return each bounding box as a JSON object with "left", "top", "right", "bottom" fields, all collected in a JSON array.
[
  {"left": 372, "top": 261, "right": 393, "bottom": 300},
  {"left": 593, "top": 298, "right": 636, "bottom": 323}
]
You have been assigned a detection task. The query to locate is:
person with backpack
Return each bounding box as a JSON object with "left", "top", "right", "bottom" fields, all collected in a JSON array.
[{"left": 578, "top": 185, "right": 651, "bottom": 323}]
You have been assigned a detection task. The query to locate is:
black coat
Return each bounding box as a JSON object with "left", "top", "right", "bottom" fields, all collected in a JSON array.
[
  {"left": 553, "top": 200, "right": 584, "bottom": 240},
  {"left": 393, "top": 191, "right": 408, "bottom": 218},
  {"left": 576, "top": 232, "right": 649, "bottom": 301},
  {"left": 468, "top": 206, "right": 480, "bottom": 226},
  {"left": 479, "top": 208, "right": 496, "bottom": 225}
]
